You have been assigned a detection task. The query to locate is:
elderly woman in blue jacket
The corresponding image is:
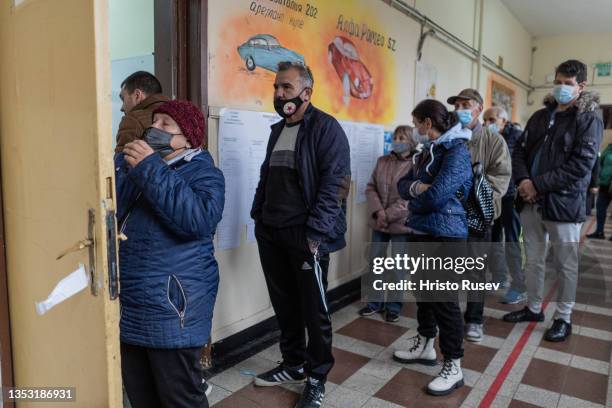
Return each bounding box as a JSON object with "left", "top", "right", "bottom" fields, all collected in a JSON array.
[
  {"left": 116, "top": 100, "right": 225, "bottom": 408},
  {"left": 392, "top": 99, "right": 472, "bottom": 397}
]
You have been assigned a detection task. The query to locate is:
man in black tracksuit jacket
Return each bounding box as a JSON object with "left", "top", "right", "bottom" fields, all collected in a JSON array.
[
  {"left": 503, "top": 60, "right": 603, "bottom": 343},
  {"left": 250, "top": 61, "right": 351, "bottom": 408}
]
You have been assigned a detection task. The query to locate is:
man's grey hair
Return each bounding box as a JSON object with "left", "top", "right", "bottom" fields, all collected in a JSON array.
[
  {"left": 277, "top": 61, "right": 314, "bottom": 88},
  {"left": 488, "top": 106, "right": 509, "bottom": 121}
]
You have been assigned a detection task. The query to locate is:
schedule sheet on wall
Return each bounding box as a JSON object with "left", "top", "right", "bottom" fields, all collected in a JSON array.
[{"left": 217, "top": 108, "right": 384, "bottom": 249}]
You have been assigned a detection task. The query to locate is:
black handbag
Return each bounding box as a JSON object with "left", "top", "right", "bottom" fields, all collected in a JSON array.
[{"left": 464, "top": 162, "right": 495, "bottom": 235}]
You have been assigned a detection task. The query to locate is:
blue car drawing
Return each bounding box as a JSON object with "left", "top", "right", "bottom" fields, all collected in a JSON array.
[{"left": 237, "top": 34, "right": 305, "bottom": 72}]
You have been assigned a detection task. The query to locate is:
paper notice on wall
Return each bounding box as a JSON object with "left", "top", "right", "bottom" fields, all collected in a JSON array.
[
  {"left": 246, "top": 222, "right": 256, "bottom": 243},
  {"left": 339, "top": 122, "right": 357, "bottom": 178},
  {"left": 415, "top": 61, "right": 438, "bottom": 103},
  {"left": 35, "top": 264, "right": 89, "bottom": 316},
  {"left": 354, "top": 124, "right": 384, "bottom": 203},
  {"left": 341, "top": 121, "right": 384, "bottom": 203},
  {"left": 217, "top": 109, "right": 276, "bottom": 250}
]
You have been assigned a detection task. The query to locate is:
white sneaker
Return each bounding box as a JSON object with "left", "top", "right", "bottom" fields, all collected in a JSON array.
[
  {"left": 465, "top": 323, "right": 483, "bottom": 342},
  {"left": 392, "top": 334, "right": 437, "bottom": 366},
  {"left": 202, "top": 379, "right": 212, "bottom": 397},
  {"left": 427, "top": 359, "right": 464, "bottom": 396}
]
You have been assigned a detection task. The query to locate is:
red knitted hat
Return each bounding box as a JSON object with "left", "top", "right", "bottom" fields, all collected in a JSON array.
[{"left": 153, "top": 100, "right": 206, "bottom": 148}]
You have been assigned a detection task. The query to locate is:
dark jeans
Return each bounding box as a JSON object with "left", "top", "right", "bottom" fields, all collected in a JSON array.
[
  {"left": 408, "top": 234, "right": 464, "bottom": 360},
  {"left": 464, "top": 228, "right": 492, "bottom": 325},
  {"left": 490, "top": 195, "right": 526, "bottom": 292},
  {"left": 366, "top": 229, "right": 407, "bottom": 314},
  {"left": 121, "top": 343, "right": 209, "bottom": 408},
  {"left": 255, "top": 222, "right": 334, "bottom": 381},
  {"left": 595, "top": 188, "right": 612, "bottom": 234}
]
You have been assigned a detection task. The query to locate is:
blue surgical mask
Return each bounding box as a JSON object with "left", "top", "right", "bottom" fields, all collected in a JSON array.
[
  {"left": 553, "top": 84, "right": 577, "bottom": 105},
  {"left": 456, "top": 110, "right": 473, "bottom": 126},
  {"left": 416, "top": 130, "right": 429, "bottom": 144},
  {"left": 392, "top": 142, "right": 411, "bottom": 154},
  {"left": 487, "top": 123, "right": 499, "bottom": 133}
]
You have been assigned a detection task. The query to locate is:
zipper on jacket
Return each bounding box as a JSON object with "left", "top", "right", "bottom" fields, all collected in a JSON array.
[
  {"left": 167, "top": 274, "right": 187, "bottom": 329},
  {"left": 119, "top": 192, "right": 143, "bottom": 236},
  {"left": 293, "top": 124, "right": 312, "bottom": 211}
]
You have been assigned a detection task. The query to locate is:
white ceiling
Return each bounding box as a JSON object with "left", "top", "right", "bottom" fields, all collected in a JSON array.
[{"left": 501, "top": 0, "right": 612, "bottom": 37}]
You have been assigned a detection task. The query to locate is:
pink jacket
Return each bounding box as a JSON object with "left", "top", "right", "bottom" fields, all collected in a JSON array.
[{"left": 365, "top": 152, "right": 414, "bottom": 234}]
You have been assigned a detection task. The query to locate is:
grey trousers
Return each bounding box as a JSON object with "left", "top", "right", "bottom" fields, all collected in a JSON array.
[{"left": 521, "top": 205, "right": 582, "bottom": 323}]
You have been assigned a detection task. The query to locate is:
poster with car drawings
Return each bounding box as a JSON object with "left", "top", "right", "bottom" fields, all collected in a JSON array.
[{"left": 208, "top": 0, "right": 418, "bottom": 125}]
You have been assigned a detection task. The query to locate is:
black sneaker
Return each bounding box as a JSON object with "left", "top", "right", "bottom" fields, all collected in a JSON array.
[
  {"left": 385, "top": 310, "right": 400, "bottom": 322},
  {"left": 295, "top": 377, "right": 325, "bottom": 408},
  {"left": 502, "top": 306, "right": 544, "bottom": 323},
  {"left": 358, "top": 305, "right": 382, "bottom": 316},
  {"left": 587, "top": 232, "right": 605, "bottom": 239},
  {"left": 254, "top": 363, "right": 306, "bottom": 387}
]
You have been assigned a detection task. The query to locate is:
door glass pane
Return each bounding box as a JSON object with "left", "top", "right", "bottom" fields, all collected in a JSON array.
[{"left": 109, "top": 0, "right": 155, "bottom": 148}]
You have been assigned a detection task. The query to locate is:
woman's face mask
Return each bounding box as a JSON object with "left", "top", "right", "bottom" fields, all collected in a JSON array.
[
  {"left": 414, "top": 121, "right": 430, "bottom": 144},
  {"left": 391, "top": 142, "right": 411, "bottom": 154},
  {"left": 143, "top": 127, "right": 183, "bottom": 158}
]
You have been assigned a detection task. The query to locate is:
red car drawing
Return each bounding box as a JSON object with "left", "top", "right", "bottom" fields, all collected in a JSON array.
[{"left": 328, "top": 36, "right": 373, "bottom": 104}]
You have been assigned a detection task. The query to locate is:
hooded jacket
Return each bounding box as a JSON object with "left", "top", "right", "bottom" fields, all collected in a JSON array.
[
  {"left": 366, "top": 151, "right": 415, "bottom": 234},
  {"left": 513, "top": 91, "right": 603, "bottom": 222},
  {"left": 398, "top": 124, "right": 473, "bottom": 238}
]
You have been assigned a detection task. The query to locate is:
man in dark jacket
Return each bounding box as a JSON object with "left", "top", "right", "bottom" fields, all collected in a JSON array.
[
  {"left": 117, "top": 100, "right": 225, "bottom": 407},
  {"left": 115, "top": 71, "right": 170, "bottom": 153},
  {"left": 448, "top": 89, "right": 512, "bottom": 343},
  {"left": 483, "top": 107, "right": 526, "bottom": 304},
  {"left": 503, "top": 60, "right": 603, "bottom": 342},
  {"left": 251, "top": 61, "right": 350, "bottom": 408}
]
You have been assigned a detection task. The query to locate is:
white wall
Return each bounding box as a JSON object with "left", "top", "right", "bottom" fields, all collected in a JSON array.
[
  {"left": 208, "top": 0, "right": 534, "bottom": 341},
  {"left": 109, "top": 0, "right": 154, "bottom": 60},
  {"left": 528, "top": 33, "right": 612, "bottom": 117},
  {"left": 414, "top": 0, "right": 532, "bottom": 124}
]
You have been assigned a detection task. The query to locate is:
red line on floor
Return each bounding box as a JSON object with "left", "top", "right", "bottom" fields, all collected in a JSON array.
[{"left": 478, "top": 218, "right": 595, "bottom": 408}]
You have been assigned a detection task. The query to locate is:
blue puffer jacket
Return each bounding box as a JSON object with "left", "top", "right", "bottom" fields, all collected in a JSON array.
[
  {"left": 398, "top": 124, "right": 473, "bottom": 238},
  {"left": 116, "top": 150, "right": 225, "bottom": 349}
]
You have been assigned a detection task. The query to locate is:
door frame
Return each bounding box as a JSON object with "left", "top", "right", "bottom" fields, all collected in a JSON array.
[
  {"left": 154, "top": 0, "right": 208, "bottom": 110},
  {"left": 0, "top": 162, "right": 14, "bottom": 408}
]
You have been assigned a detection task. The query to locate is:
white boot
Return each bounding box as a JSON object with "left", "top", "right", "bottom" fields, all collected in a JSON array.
[
  {"left": 427, "top": 358, "right": 464, "bottom": 396},
  {"left": 393, "top": 334, "right": 437, "bottom": 366}
]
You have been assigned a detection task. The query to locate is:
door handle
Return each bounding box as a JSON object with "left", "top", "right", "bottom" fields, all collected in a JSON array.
[
  {"left": 56, "top": 209, "right": 98, "bottom": 296},
  {"left": 56, "top": 239, "right": 93, "bottom": 260}
]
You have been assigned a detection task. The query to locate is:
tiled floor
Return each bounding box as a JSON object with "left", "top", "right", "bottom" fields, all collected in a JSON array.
[{"left": 208, "top": 219, "right": 612, "bottom": 407}]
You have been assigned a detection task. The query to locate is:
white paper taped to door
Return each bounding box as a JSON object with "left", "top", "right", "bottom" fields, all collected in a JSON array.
[{"left": 35, "top": 263, "right": 89, "bottom": 316}]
